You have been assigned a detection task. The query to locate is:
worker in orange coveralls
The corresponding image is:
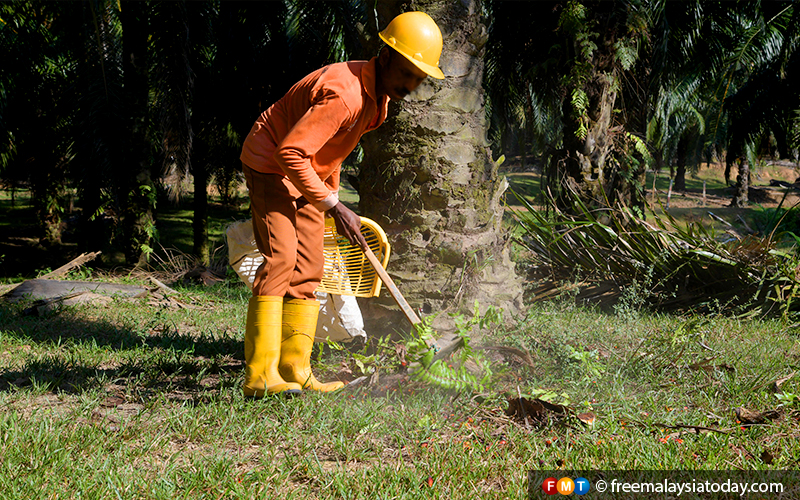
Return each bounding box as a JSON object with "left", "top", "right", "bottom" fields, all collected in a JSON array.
[{"left": 239, "top": 12, "right": 445, "bottom": 397}]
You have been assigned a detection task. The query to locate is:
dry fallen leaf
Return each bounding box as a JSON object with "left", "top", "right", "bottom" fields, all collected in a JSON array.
[
  {"left": 395, "top": 344, "right": 407, "bottom": 367},
  {"left": 577, "top": 412, "right": 596, "bottom": 426},
  {"left": 735, "top": 407, "right": 781, "bottom": 425},
  {"left": 337, "top": 360, "right": 353, "bottom": 377},
  {"left": 730, "top": 444, "right": 757, "bottom": 461},
  {"left": 505, "top": 397, "right": 570, "bottom": 426},
  {"left": 688, "top": 357, "right": 735, "bottom": 373},
  {"left": 770, "top": 372, "right": 796, "bottom": 393}
]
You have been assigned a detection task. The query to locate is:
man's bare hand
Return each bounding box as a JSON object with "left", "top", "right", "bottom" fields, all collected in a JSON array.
[{"left": 326, "top": 202, "right": 368, "bottom": 249}]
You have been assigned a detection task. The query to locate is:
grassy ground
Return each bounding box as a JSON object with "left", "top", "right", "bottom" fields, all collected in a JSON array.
[
  {"left": 504, "top": 161, "right": 798, "bottom": 204},
  {"left": 2, "top": 165, "right": 800, "bottom": 497},
  {"left": 155, "top": 203, "right": 249, "bottom": 257},
  {"left": 1, "top": 280, "right": 799, "bottom": 498}
]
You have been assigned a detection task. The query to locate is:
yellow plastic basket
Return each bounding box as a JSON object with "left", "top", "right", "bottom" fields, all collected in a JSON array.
[{"left": 318, "top": 217, "right": 390, "bottom": 298}]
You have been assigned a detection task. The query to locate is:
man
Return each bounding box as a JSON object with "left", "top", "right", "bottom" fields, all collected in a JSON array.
[{"left": 239, "top": 11, "right": 445, "bottom": 397}]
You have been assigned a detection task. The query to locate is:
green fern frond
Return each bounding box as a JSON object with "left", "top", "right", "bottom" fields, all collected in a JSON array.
[
  {"left": 626, "top": 132, "right": 654, "bottom": 168},
  {"left": 412, "top": 359, "right": 483, "bottom": 393},
  {"left": 405, "top": 303, "right": 501, "bottom": 393},
  {"left": 613, "top": 38, "right": 638, "bottom": 71},
  {"left": 571, "top": 88, "right": 589, "bottom": 115}
]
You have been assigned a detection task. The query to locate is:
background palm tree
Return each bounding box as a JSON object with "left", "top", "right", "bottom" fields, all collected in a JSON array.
[
  {"left": 484, "top": 0, "right": 654, "bottom": 212},
  {"left": 641, "top": 1, "right": 799, "bottom": 204},
  {"left": 2, "top": 0, "right": 799, "bottom": 308},
  {"left": 722, "top": 3, "right": 800, "bottom": 206},
  {"left": 0, "top": 2, "right": 79, "bottom": 245}
]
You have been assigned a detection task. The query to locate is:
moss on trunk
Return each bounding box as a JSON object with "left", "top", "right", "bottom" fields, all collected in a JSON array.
[{"left": 358, "top": 0, "right": 522, "bottom": 336}]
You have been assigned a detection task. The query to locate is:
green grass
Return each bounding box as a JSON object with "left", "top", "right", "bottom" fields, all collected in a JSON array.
[
  {"left": 2, "top": 281, "right": 799, "bottom": 498},
  {"left": 3, "top": 169, "right": 800, "bottom": 497},
  {"left": 646, "top": 168, "right": 728, "bottom": 194},
  {"left": 0, "top": 190, "right": 35, "bottom": 230},
  {"left": 338, "top": 175, "right": 360, "bottom": 209},
  {"left": 507, "top": 173, "right": 542, "bottom": 204}
]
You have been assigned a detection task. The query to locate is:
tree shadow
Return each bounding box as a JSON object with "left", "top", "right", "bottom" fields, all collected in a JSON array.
[{"left": 0, "top": 301, "right": 245, "bottom": 397}]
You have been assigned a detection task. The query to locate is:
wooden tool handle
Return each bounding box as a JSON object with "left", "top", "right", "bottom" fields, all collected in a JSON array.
[{"left": 362, "top": 245, "right": 421, "bottom": 327}]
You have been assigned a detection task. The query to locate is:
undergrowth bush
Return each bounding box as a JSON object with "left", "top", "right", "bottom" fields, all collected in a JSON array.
[
  {"left": 752, "top": 198, "right": 800, "bottom": 243},
  {"left": 512, "top": 190, "right": 800, "bottom": 319}
]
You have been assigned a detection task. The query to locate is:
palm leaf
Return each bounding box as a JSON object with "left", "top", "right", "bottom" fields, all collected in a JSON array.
[{"left": 512, "top": 188, "right": 800, "bottom": 317}]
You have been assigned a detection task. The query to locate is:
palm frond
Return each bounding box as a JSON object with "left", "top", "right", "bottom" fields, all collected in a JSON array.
[
  {"left": 285, "top": 0, "right": 366, "bottom": 68},
  {"left": 512, "top": 189, "right": 800, "bottom": 318}
]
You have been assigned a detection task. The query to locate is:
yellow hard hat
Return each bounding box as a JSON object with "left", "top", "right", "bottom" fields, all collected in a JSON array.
[{"left": 379, "top": 11, "right": 444, "bottom": 80}]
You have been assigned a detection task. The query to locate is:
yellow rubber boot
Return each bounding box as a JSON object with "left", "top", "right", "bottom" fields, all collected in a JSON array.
[
  {"left": 243, "top": 296, "right": 303, "bottom": 397},
  {"left": 280, "top": 298, "right": 345, "bottom": 392}
]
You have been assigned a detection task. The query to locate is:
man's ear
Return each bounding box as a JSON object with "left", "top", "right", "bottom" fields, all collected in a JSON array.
[{"left": 378, "top": 46, "right": 391, "bottom": 68}]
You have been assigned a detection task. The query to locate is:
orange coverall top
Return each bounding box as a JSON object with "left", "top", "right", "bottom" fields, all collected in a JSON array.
[{"left": 240, "top": 57, "right": 389, "bottom": 212}]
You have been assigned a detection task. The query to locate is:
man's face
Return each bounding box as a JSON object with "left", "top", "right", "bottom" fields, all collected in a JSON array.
[{"left": 378, "top": 49, "right": 429, "bottom": 100}]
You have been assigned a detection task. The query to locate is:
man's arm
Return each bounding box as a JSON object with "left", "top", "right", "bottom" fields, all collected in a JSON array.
[
  {"left": 274, "top": 94, "right": 350, "bottom": 211},
  {"left": 274, "top": 93, "right": 366, "bottom": 247}
]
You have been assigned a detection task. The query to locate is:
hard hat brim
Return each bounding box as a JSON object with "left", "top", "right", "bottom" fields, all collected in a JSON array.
[
  {"left": 380, "top": 32, "right": 445, "bottom": 80},
  {"left": 406, "top": 56, "right": 445, "bottom": 80}
]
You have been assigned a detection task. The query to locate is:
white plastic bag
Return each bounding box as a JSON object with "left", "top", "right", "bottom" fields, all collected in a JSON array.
[
  {"left": 226, "top": 219, "right": 262, "bottom": 289},
  {"left": 314, "top": 291, "right": 367, "bottom": 343}
]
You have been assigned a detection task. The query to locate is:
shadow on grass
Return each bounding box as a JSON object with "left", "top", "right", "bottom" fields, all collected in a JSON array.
[{"left": 0, "top": 302, "right": 244, "bottom": 396}]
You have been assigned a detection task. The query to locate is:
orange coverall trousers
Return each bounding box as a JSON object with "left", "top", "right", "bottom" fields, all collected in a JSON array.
[{"left": 243, "top": 164, "right": 324, "bottom": 300}]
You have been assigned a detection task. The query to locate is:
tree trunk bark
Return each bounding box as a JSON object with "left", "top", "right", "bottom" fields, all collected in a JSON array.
[
  {"left": 554, "top": 7, "right": 645, "bottom": 213},
  {"left": 724, "top": 158, "right": 733, "bottom": 186},
  {"left": 731, "top": 160, "right": 749, "bottom": 207},
  {"left": 674, "top": 135, "right": 688, "bottom": 192},
  {"left": 358, "top": 0, "right": 522, "bottom": 335},
  {"left": 561, "top": 69, "right": 617, "bottom": 207}
]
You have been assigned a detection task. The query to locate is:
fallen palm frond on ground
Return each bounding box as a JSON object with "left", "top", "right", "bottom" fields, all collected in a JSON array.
[
  {"left": 512, "top": 191, "right": 800, "bottom": 317},
  {"left": 144, "top": 243, "right": 229, "bottom": 286}
]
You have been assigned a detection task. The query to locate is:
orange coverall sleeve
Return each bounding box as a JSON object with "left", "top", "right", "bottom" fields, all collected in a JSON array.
[{"left": 274, "top": 93, "right": 353, "bottom": 211}]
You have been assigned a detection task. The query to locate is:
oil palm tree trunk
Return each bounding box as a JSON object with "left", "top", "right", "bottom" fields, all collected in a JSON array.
[
  {"left": 731, "top": 159, "right": 750, "bottom": 207},
  {"left": 358, "top": 0, "right": 522, "bottom": 335},
  {"left": 561, "top": 66, "right": 619, "bottom": 207}
]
